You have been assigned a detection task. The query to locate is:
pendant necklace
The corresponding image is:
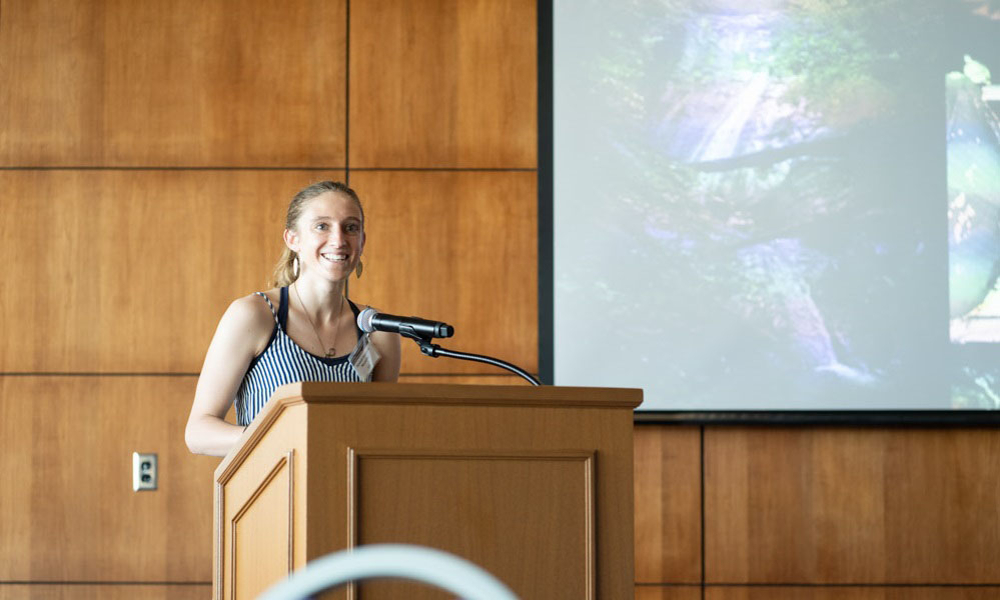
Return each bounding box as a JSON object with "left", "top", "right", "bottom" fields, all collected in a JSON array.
[{"left": 294, "top": 281, "right": 344, "bottom": 358}]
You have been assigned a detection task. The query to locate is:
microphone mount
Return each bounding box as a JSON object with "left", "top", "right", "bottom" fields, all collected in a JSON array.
[{"left": 407, "top": 334, "right": 540, "bottom": 387}]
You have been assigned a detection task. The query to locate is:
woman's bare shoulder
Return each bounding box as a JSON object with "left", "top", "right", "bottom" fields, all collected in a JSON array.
[{"left": 223, "top": 289, "right": 280, "bottom": 336}]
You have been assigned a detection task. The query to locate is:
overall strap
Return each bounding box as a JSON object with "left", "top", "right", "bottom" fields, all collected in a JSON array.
[
  {"left": 255, "top": 292, "right": 280, "bottom": 326},
  {"left": 279, "top": 286, "right": 291, "bottom": 329}
]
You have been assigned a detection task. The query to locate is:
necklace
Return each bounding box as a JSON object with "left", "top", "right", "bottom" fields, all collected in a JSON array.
[{"left": 294, "top": 282, "right": 345, "bottom": 358}]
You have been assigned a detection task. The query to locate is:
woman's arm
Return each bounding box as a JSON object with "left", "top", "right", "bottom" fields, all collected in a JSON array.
[
  {"left": 185, "top": 295, "right": 274, "bottom": 457},
  {"left": 370, "top": 329, "right": 401, "bottom": 382}
]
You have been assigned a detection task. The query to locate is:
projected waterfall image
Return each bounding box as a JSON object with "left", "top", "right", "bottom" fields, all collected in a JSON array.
[{"left": 554, "top": 0, "right": 1000, "bottom": 409}]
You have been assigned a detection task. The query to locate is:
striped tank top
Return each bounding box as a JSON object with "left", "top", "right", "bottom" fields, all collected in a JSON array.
[{"left": 234, "top": 287, "right": 366, "bottom": 426}]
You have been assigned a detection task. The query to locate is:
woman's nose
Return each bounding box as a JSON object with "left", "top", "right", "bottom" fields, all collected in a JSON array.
[{"left": 328, "top": 227, "right": 346, "bottom": 246}]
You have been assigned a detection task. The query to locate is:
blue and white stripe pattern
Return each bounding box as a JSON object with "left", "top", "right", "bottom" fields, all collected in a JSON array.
[{"left": 234, "top": 289, "right": 365, "bottom": 426}]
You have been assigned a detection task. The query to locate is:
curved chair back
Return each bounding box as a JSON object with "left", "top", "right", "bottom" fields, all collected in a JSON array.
[{"left": 257, "top": 543, "right": 519, "bottom": 600}]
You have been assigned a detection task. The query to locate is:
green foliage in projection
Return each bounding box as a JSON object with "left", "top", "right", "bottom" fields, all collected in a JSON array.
[
  {"left": 584, "top": 1, "right": 695, "bottom": 203},
  {"left": 767, "top": 0, "right": 938, "bottom": 123}
]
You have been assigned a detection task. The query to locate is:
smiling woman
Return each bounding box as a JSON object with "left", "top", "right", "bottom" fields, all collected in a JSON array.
[{"left": 184, "top": 181, "right": 401, "bottom": 457}]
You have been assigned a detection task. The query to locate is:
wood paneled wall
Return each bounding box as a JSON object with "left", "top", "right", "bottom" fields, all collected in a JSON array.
[
  {"left": 0, "top": 0, "right": 536, "bottom": 595},
  {"left": 5, "top": 3, "right": 996, "bottom": 599},
  {"left": 634, "top": 424, "right": 1000, "bottom": 598}
]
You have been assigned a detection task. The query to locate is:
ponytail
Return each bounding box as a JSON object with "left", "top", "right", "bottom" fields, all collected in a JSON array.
[{"left": 271, "top": 247, "right": 298, "bottom": 288}]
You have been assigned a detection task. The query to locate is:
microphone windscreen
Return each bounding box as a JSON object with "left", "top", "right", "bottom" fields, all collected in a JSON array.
[{"left": 357, "top": 307, "right": 378, "bottom": 333}]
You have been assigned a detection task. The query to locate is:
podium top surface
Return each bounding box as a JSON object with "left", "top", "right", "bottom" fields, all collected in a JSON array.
[{"left": 271, "top": 381, "right": 643, "bottom": 409}]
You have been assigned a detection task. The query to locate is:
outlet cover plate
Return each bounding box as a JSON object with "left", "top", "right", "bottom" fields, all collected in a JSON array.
[{"left": 132, "top": 452, "right": 158, "bottom": 491}]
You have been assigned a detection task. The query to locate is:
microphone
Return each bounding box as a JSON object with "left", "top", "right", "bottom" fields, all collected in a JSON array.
[{"left": 357, "top": 307, "right": 454, "bottom": 339}]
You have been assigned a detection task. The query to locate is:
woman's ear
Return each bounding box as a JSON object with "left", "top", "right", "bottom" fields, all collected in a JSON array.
[{"left": 283, "top": 228, "right": 298, "bottom": 252}]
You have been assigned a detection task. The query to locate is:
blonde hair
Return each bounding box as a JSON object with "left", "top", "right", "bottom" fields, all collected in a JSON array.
[{"left": 271, "top": 181, "right": 365, "bottom": 287}]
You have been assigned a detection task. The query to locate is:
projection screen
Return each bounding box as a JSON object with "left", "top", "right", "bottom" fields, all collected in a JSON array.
[{"left": 552, "top": 0, "right": 1000, "bottom": 410}]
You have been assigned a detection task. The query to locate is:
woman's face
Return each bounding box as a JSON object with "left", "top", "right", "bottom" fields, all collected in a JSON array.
[{"left": 285, "top": 191, "right": 365, "bottom": 282}]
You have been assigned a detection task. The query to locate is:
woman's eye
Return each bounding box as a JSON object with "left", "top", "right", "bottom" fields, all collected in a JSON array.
[{"left": 315, "top": 223, "right": 328, "bottom": 231}]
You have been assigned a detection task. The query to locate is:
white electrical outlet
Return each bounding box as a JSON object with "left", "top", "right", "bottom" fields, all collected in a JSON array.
[{"left": 132, "top": 452, "right": 158, "bottom": 491}]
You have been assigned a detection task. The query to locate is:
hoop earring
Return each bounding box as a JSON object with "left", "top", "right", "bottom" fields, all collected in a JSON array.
[
  {"left": 355, "top": 260, "right": 364, "bottom": 279},
  {"left": 293, "top": 254, "right": 300, "bottom": 278}
]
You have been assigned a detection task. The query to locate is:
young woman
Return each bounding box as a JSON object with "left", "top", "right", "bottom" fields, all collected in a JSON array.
[{"left": 185, "top": 181, "right": 401, "bottom": 456}]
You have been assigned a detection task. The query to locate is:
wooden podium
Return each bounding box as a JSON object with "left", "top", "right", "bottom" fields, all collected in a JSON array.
[{"left": 213, "top": 382, "right": 642, "bottom": 599}]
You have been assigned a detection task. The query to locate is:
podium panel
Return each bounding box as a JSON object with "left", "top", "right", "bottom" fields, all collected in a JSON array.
[
  {"left": 214, "top": 382, "right": 641, "bottom": 600},
  {"left": 232, "top": 453, "right": 292, "bottom": 599},
  {"left": 352, "top": 450, "right": 593, "bottom": 599}
]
